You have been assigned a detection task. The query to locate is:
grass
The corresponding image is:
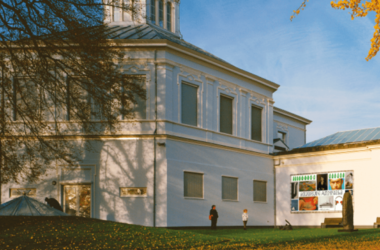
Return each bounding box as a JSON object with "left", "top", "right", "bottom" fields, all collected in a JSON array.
[{"left": 1, "top": 217, "right": 380, "bottom": 249}]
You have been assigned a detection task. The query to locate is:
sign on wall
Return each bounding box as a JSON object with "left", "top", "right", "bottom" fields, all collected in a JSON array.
[
  {"left": 120, "top": 187, "right": 147, "bottom": 197},
  {"left": 10, "top": 188, "right": 37, "bottom": 197},
  {"left": 291, "top": 171, "right": 353, "bottom": 212}
]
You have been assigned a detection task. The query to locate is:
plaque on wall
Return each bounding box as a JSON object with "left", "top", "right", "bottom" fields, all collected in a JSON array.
[
  {"left": 120, "top": 187, "right": 147, "bottom": 197},
  {"left": 10, "top": 188, "right": 37, "bottom": 197}
]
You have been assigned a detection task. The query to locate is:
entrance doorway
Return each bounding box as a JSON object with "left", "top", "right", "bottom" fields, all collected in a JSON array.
[{"left": 63, "top": 185, "right": 91, "bottom": 218}]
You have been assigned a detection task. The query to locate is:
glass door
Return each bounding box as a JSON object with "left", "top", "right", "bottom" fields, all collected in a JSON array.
[{"left": 63, "top": 185, "right": 91, "bottom": 218}]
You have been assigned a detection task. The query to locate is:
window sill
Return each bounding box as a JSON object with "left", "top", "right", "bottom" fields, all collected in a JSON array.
[
  {"left": 184, "top": 197, "right": 204, "bottom": 200},
  {"left": 253, "top": 201, "right": 267, "bottom": 204},
  {"left": 121, "top": 195, "right": 148, "bottom": 198},
  {"left": 222, "top": 199, "right": 239, "bottom": 202}
]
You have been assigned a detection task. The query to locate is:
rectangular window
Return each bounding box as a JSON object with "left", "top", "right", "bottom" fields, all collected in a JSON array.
[
  {"left": 113, "top": 2, "right": 121, "bottom": 22},
  {"left": 254, "top": 180, "right": 267, "bottom": 202},
  {"left": 122, "top": 75, "right": 146, "bottom": 120},
  {"left": 222, "top": 176, "right": 238, "bottom": 200},
  {"left": 184, "top": 172, "right": 203, "bottom": 198},
  {"left": 158, "top": 0, "right": 164, "bottom": 27},
  {"left": 220, "top": 95, "right": 233, "bottom": 134},
  {"left": 251, "top": 105, "right": 262, "bottom": 141},
  {"left": 13, "top": 78, "right": 40, "bottom": 121},
  {"left": 166, "top": 2, "right": 172, "bottom": 31},
  {"left": 66, "top": 78, "right": 89, "bottom": 121},
  {"left": 150, "top": 0, "right": 156, "bottom": 24},
  {"left": 181, "top": 82, "right": 197, "bottom": 126},
  {"left": 278, "top": 131, "right": 286, "bottom": 142}
]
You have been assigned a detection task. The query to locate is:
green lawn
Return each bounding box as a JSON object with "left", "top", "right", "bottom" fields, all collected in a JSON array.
[{"left": 1, "top": 217, "right": 380, "bottom": 249}]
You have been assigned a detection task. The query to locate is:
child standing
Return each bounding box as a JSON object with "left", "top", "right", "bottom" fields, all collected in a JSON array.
[{"left": 242, "top": 209, "right": 248, "bottom": 230}]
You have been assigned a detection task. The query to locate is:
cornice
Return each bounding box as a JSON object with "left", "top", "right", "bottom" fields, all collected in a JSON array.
[
  {"left": 274, "top": 120, "right": 306, "bottom": 132},
  {"left": 273, "top": 144, "right": 374, "bottom": 160},
  {"left": 108, "top": 39, "right": 280, "bottom": 92},
  {"left": 273, "top": 106, "right": 312, "bottom": 125}
]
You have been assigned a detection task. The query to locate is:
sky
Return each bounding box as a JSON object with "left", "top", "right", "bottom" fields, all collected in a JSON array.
[{"left": 179, "top": 0, "right": 380, "bottom": 143}]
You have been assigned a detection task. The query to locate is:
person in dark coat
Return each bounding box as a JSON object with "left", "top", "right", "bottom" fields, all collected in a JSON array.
[
  {"left": 45, "top": 197, "right": 63, "bottom": 212},
  {"left": 209, "top": 205, "right": 219, "bottom": 230}
]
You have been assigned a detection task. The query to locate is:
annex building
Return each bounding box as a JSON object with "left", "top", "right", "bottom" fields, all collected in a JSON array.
[{"left": 2, "top": 0, "right": 378, "bottom": 228}]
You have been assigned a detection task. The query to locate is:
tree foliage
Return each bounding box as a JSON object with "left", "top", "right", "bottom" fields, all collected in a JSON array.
[
  {"left": 291, "top": 0, "right": 380, "bottom": 61},
  {"left": 0, "top": 0, "right": 145, "bottom": 184}
]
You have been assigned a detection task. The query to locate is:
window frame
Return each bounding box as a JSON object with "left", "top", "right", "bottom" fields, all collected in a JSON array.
[
  {"left": 183, "top": 171, "right": 204, "bottom": 199},
  {"left": 13, "top": 77, "right": 42, "bottom": 121},
  {"left": 166, "top": 1, "right": 172, "bottom": 31},
  {"left": 221, "top": 175, "right": 239, "bottom": 202},
  {"left": 158, "top": 0, "right": 164, "bottom": 27},
  {"left": 150, "top": 0, "right": 156, "bottom": 24},
  {"left": 251, "top": 104, "right": 263, "bottom": 142},
  {"left": 277, "top": 131, "right": 287, "bottom": 143},
  {"left": 219, "top": 94, "right": 234, "bottom": 135},
  {"left": 121, "top": 74, "right": 147, "bottom": 120},
  {"left": 180, "top": 81, "right": 199, "bottom": 127},
  {"left": 253, "top": 179, "right": 267, "bottom": 203}
]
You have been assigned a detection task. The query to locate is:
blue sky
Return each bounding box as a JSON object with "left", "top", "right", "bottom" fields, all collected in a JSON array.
[{"left": 180, "top": 0, "right": 380, "bottom": 143}]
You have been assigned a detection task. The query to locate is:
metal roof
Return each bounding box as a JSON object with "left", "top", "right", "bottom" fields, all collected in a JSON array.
[
  {"left": 299, "top": 127, "right": 380, "bottom": 149},
  {"left": 51, "top": 23, "right": 229, "bottom": 64},
  {"left": 0, "top": 196, "right": 68, "bottom": 216}
]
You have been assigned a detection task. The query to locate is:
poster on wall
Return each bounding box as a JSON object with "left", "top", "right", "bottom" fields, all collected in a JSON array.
[{"left": 290, "top": 171, "right": 353, "bottom": 213}]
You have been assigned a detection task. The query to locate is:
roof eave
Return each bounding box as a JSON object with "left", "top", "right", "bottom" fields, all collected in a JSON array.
[
  {"left": 274, "top": 106, "right": 312, "bottom": 125},
  {"left": 107, "top": 39, "right": 280, "bottom": 92}
]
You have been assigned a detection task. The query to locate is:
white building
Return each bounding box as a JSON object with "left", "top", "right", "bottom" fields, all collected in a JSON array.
[
  {"left": 275, "top": 127, "right": 380, "bottom": 228},
  {"left": 2, "top": 0, "right": 313, "bottom": 227}
]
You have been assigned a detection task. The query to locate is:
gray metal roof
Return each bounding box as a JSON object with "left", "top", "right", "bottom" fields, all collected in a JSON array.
[
  {"left": 0, "top": 196, "right": 68, "bottom": 216},
  {"left": 58, "top": 23, "right": 228, "bottom": 64},
  {"left": 299, "top": 127, "right": 380, "bottom": 149}
]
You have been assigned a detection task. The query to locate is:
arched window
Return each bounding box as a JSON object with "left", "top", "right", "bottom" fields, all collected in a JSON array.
[
  {"left": 166, "top": 2, "right": 172, "bottom": 31},
  {"left": 150, "top": 0, "right": 156, "bottom": 24},
  {"left": 159, "top": 0, "right": 164, "bottom": 27}
]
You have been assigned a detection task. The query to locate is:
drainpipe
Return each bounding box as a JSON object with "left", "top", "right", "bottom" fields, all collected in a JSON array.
[
  {"left": 273, "top": 163, "right": 276, "bottom": 229},
  {"left": 153, "top": 50, "right": 158, "bottom": 227},
  {"left": 0, "top": 66, "right": 3, "bottom": 204}
]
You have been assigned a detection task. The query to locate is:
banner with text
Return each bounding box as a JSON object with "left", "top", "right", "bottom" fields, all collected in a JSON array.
[{"left": 290, "top": 171, "right": 353, "bottom": 212}]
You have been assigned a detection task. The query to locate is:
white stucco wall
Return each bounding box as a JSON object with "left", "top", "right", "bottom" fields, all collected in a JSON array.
[
  {"left": 166, "top": 139, "right": 275, "bottom": 227},
  {"left": 275, "top": 145, "right": 380, "bottom": 227},
  {"left": 1, "top": 138, "right": 168, "bottom": 227},
  {"left": 273, "top": 112, "right": 308, "bottom": 150}
]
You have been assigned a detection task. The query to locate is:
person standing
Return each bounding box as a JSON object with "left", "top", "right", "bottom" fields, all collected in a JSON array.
[
  {"left": 242, "top": 209, "right": 248, "bottom": 230},
  {"left": 209, "top": 205, "right": 219, "bottom": 230},
  {"left": 45, "top": 197, "right": 63, "bottom": 212}
]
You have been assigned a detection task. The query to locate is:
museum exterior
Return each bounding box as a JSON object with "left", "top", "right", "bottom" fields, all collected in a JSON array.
[{"left": 3, "top": 0, "right": 379, "bottom": 229}]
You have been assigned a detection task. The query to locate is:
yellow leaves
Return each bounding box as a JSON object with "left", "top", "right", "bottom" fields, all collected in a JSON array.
[{"left": 293, "top": 0, "right": 380, "bottom": 60}]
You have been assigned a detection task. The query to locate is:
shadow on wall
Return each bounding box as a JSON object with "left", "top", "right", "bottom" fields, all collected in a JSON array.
[{"left": 81, "top": 135, "right": 166, "bottom": 226}]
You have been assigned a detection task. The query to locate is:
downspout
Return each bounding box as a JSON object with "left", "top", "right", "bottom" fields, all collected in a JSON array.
[
  {"left": 0, "top": 66, "right": 3, "bottom": 204},
  {"left": 153, "top": 50, "right": 158, "bottom": 227},
  {"left": 273, "top": 163, "right": 276, "bottom": 229}
]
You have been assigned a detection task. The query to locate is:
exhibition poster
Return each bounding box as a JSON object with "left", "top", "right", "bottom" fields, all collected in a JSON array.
[{"left": 291, "top": 171, "right": 353, "bottom": 212}]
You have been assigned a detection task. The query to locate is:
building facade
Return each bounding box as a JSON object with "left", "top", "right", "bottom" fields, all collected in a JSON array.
[
  {"left": 275, "top": 128, "right": 380, "bottom": 228},
  {"left": 1, "top": 0, "right": 313, "bottom": 227}
]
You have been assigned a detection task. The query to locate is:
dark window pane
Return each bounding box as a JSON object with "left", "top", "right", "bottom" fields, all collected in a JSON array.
[
  {"left": 159, "top": 0, "right": 163, "bottom": 27},
  {"left": 222, "top": 177, "right": 238, "bottom": 200},
  {"left": 166, "top": 2, "right": 171, "bottom": 31},
  {"left": 151, "top": 0, "right": 156, "bottom": 24},
  {"left": 251, "top": 106, "right": 262, "bottom": 141},
  {"left": 181, "top": 83, "right": 197, "bottom": 126},
  {"left": 184, "top": 172, "right": 203, "bottom": 198},
  {"left": 122, "top": 76, "right": 146, "bottom": 120},
  {"left": 220, "top": 95, "right": 233, "bottom": 134},
  {"left": 254, "top": 180, "right": 267, "bottom": 202}
]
